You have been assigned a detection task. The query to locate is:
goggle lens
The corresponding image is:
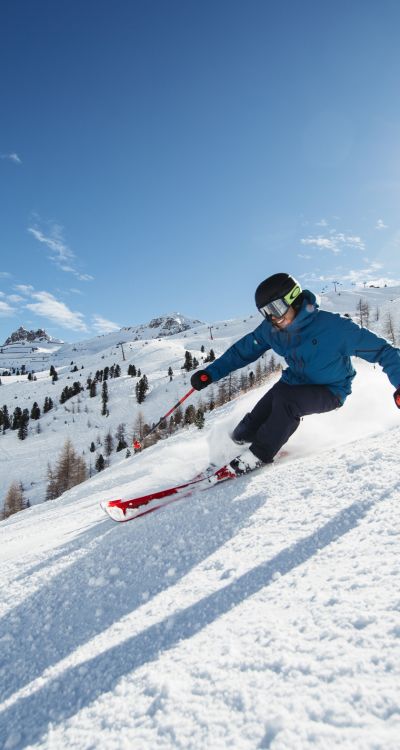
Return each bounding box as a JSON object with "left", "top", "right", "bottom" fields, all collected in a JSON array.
[{"left": 258, "top": 297, "right": 290, "bottom": 319}]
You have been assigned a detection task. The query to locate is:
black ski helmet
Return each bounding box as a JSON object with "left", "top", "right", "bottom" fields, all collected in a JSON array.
[{"left": 255, "top": 273, "right": 302, "bottom": 312}]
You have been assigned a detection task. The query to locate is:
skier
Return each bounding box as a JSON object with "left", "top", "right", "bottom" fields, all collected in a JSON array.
[
  {"left": 191, "top": 273, "right": 400, "bottom": 476},
  {"left": 133, "top": 439, "right": 142, "bottom": 454}
]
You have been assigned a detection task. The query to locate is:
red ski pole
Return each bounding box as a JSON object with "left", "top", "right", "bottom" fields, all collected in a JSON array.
[{"left": 134, "top": 387, "right": 195, "bottom": 449}]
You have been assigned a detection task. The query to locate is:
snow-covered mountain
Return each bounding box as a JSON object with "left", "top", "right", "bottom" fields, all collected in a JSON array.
[
  {"left": 1, "top": 287, "right": 400, "bottom": 512},
  {"left": 0, "top": 313, "right": 202, "bottom": 371},
  {"left": 1, "top": 287, "right": 400, "bottom": 749},
  {"left": 1, "top": 364, "right": 399, "bottom": 749}
]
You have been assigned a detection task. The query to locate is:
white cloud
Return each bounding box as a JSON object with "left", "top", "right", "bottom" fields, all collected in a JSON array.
[
  {"left": 301, "top": 236, "right": 339, "bottom": 252},
  {"left": 300, "top": 231, "right": 365, "bottom": 254},
  {"left": 61, "top": 266, "right": 94, "bottom": 282},
  {"left": 298, "top": 253, "right": 312, "bottom": 260},
  {"left": 1, "top": 153, "right": 21, "bottom": 164},
  {"left": 14, "top": 284, "right": 35, "bottom": 295},
  {"left": 315, "top": 219, "right": 328, "bottom": 227},
  {"left": 0, "top": 271, "right": 11, "bottom": 278},
  {"left": 335, "top": 233, "right": 365, "bottom": 250},
  {"left": 7, "top": 294, "right": 24, "bottom": 303},
  {"left": 375, "top": 219, "right": 388, "bottom": 230},
  {"left": 28, "top": 223, "right": 94, "bottom": 281},
  {"left": 92, "top": 315, "right": 121, "bottom": 334},
  {"left": 28, "top": 226, "right": 74, "bottom": 264},
  {"left": 25, "top": 291, "right": 88, "bottom": 332},
  {"left": 0, "top": 300, "right": 16, "bottom": 316}
]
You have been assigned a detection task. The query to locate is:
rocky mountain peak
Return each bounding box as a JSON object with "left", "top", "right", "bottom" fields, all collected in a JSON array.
[{"left": 3, "top": 326, "right": 52, "bottom": 346}]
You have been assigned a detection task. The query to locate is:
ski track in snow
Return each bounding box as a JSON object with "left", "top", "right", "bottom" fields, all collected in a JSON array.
[{"left": 1, "top": 304, "right": 400, "bottom": 749}]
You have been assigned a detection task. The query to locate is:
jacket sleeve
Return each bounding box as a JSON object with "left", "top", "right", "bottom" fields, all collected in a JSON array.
[
  {"left": 205, "top": 323, "right": 271, "bottom": 383},
  {"left": 340, "top": 317, "right": 400, "bottom": 389}
]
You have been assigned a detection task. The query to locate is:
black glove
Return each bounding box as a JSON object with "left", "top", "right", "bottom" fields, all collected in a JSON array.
[
  {"left": 394, "top": 386, "right": 400, "bottom": 409},
  {"left": 191, "top": 370, "right": 212, "bottom": 391}
]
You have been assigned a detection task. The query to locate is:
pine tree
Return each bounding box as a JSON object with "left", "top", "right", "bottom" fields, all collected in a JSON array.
[
  {"left": 30, "top": 401, "right": 41, "bottom": 420},
  {"left": 135, "top": 375, "right": 149, "bottom": 404},
  {"left": 383, "top": 312, "right": 396, "bottom": 345},
  {"left": 17, "top": 409, "right": 29, "bottom": 440},
  {"left": 195, "top": 408, "right": 205, "bottom": 429},
  {"left": 216, "top": 381, "right": 228, "bottom": 407},
  {"left": 134, "top": 411, "right": 146, "bottom": 441},
  {"left": 95, "top": 454, "right": 105, "bottom": 472},
  {"left": 183, "top": 351, "right": 193, "bottom": 372},
  {"left": 12, "top": 406, "right": 22, "bottom": 430},
  {"left": 255, "top": 360, "right": 263, "bottom": 385},
  {"left": 46, "top": 440, "right": 88, "bottom": 500},
  {"left": 207, "top": 388, "right": 216, "bottom": 411},
  {"left": 1, "top": 481, "right": 27, "bottom": 519},
  {"left": 104, "top": 430, "right": 114, "bottom": 457},
  {"left": 101, "top": 381, "right": 109, "bottom": 415},
  {"left": 2, "top": 405, "right": 10, "bottom": 430},
  {"left": 46, "top": 463, "right": 59, "bottom": 501},
  {"left": 174, "top": 405, "right": 183, "bottom": 426},
  {"left": 116, "top": 421, "right": 128, "bottom": 451},
  {"left": 184, "top": 404, "right": 196, "bottom": 425}
]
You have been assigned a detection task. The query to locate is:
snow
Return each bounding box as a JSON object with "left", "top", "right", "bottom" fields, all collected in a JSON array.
[{"left": 1, "top": 294, "right": 400, "bottom": 749}]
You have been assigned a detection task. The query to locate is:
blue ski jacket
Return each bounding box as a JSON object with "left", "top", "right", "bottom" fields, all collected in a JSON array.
[{"left": 205, "top": 291, "right": 400, "bottom": 404}]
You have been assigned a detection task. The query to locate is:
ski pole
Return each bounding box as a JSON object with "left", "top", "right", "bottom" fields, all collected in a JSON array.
[{"left": 135, "top": 387, "right": 195, "bottom": 449}]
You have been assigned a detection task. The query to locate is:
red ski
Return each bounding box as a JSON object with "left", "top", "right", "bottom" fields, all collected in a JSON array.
[{"left": 100, "top": 463, "right": 239, "bottom": 523}]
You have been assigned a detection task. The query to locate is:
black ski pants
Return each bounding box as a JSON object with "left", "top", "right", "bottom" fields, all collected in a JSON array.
[{"left": 232, "top": 380, "right": 341, "bottom": 463}]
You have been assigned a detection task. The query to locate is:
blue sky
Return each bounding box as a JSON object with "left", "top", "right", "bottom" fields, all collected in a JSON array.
[{"left": 1, "top": 0, "right": 400, "bottom": 343}]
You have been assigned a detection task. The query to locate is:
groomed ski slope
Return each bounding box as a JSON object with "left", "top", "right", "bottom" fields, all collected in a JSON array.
[{"left": 1, "top": 363, "right": 399, "bottom": 750}]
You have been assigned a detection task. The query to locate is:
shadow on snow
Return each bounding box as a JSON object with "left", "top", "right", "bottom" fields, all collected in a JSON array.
[{"left": 0, "top": 486, "right": 390, "bottom": 749}]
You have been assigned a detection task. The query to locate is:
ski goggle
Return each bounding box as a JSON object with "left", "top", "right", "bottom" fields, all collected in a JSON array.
[{"left": 258, "top": 284, "right": 301, "bottom": 320}]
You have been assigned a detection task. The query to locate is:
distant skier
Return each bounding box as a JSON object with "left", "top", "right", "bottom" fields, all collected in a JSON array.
[
  {"left": 133, "top": 440, "right": 142, "bottom": 454},
  {"left": 191, "top": 273, "right": 400, "bottom": 476}
]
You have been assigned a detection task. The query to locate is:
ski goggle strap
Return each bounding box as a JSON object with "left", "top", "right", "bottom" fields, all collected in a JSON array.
[{"left": 258, "top": 283, "right": 302, "bottom": 319}]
